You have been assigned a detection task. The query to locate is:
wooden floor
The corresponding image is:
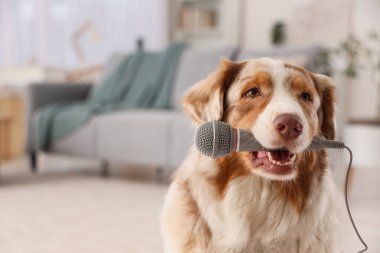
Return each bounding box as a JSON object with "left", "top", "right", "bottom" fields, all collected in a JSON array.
[{"left": 0, "top": 154, "right": 379, "bottom": 253}]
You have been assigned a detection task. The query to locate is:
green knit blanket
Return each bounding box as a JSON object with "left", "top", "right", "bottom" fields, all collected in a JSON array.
[{"left": 37, "top": 43, "right": 187, "bottom": 150}]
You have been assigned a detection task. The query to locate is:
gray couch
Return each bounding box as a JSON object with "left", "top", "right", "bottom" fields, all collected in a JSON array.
[
  {"left": 27, "top": 46, "right": 324, "bottom": 175},
  {"left": 27, "top": 47, "right": 235, "bottom": 174}
]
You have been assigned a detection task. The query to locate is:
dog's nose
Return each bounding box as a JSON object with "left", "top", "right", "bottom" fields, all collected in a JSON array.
[{"left": 273, "top": 114, "right": 303, "bottom": 140}]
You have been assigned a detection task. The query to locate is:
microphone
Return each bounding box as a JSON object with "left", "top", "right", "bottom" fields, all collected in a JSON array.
[{"left": 194, "top": 121, "right": 345, "bottom": 158}]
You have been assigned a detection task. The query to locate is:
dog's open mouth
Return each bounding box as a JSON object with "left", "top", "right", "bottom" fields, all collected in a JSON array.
[{"left": 250, "top": 151, "right": 296, "bottom": 175}]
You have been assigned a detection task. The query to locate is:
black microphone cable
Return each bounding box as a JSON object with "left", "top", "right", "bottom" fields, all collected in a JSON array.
[{"left": 344, "top": 145, "right": 368, "bottom": 253}]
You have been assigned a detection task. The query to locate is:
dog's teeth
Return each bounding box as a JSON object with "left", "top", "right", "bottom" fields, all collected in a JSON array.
[
  {"left": 268, "top": 153, "right": 296, "bottom": 166},
  {"left": 268, "top": 152, "right": 273, "bottom": 162}
]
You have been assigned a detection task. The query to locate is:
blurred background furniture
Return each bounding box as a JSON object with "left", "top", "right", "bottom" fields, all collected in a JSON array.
[
  {"left": 26, "top": 45, "right": 325, "bottom": 174},
  {"left": 0, "top": 65, "right": 66, "bottom": 85},
  {"left": 0, "top": 113, "right": 11, "bottom": 160},
  {"left": 27, "top": 46, "right": 232, "bottom": 173},
  {"left": 0, "top": 91, "right": 25, "bottom": 160},
  {"left": 170, "top": 0, "right": 223, "bottom": 42}
]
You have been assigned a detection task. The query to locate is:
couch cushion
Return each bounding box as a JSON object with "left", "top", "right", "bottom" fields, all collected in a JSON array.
[
  {"left": 52, "top": 118, "right": 99, "bottom": 157},
  {"left": 168, "top": 113, "right": 195, "bottom": 168},
  {"left": 97, "top": 110, "right": 182, "bottom": 167},
  {"left": 171, "top": 47, "right": 234, "bottom": 109},
  {"left": 31, "top": 110, "right": 99, "bottom": 157}
]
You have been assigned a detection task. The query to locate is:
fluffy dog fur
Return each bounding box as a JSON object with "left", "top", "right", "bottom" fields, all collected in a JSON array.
[{"left": 161, "top": 58, "right": 343, "bottom": 253}]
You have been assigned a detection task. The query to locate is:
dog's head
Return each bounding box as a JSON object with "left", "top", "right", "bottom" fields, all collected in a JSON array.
[{"left": 184, "top": 58, "right": 335, "bottom": 181}]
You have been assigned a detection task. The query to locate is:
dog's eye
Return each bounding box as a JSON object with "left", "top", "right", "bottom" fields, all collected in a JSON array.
[
  {"left": 301, "top": 92, "right": 312, "bottom": 102},
  {"left": 245, "top": 87, "right": 261, "bottom": 97}
]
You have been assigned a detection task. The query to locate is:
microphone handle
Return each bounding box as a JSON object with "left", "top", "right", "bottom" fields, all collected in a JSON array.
[
  {"left": 231, "top": 128, "right": 345, "bottom": 152},
  {"left": 307, "top": 136, "right": 345, "bottom": 150},
  {"left": 234, "top": 129, "right": 267, "bottom": 152}
]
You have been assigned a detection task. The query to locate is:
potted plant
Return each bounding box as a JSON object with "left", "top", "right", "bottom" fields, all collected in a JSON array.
[{"left": 333, "top": 32, "right": 380, "bottom": 120}]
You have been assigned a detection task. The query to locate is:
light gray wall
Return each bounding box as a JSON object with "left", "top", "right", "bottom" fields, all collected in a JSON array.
[{"left": 0, "top": 0, "right": 168, "bottom": 68}]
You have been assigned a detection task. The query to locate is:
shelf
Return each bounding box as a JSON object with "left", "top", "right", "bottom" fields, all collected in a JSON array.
[
  {"left": 171, "top": 0, "right": 223, "bottom": 42},
  {"left": 177, "top": 30, "right": 220, "bottom": 38},
  {"left": 179, "top": 0, "right": 220, "bottom": 3},
  {"left": 349, "top": 119, "right": 380, "bottom": 126}
]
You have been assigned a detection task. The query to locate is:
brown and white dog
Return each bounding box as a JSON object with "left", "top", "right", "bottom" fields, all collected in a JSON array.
[{"left": 161, "top": 58, "right": 343, "bottom": 253}]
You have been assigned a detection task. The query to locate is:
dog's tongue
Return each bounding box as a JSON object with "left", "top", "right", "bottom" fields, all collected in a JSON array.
[
  {"left": 257, "top": 151, "right": 268, "bottom": 159},
  {"left": 258, "top": 151, "right": 292, "bottom": 161}
]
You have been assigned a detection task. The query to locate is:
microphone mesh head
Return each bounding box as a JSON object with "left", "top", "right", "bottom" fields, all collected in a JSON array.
[
  {"left": 216, "top": 122, "right": 232, "bottom": 157},
  {"left": 194, "top": 121, "right": 232, "bottom": 157},
  {"left": 195, "top": 121, "right": 214, "bottom": 157}
]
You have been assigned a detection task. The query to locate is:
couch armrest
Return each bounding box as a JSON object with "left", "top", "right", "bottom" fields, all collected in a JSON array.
[
  {"left": 27, "top": 82, "right": 92, "bottom": 111},
  {"left": 26, "top": 82, "right": 93, "bottom": 152}
]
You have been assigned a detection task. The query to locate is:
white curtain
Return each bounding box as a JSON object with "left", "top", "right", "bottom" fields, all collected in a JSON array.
[{"left": 0, "top": 0, "right": 168, "bottom": 69}]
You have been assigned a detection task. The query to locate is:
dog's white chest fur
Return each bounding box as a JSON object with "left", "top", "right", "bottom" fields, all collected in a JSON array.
[
  {"left": 161, "top": 154, "right": 343, "bottom": 253},
  {"left": 220, "top": 174, "right": 339, "bottom": 253}
]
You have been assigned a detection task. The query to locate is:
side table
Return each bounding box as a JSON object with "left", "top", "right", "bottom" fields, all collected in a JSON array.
[
  {"left": 0, "top": 90, "right": 25, "bottom": 159},
  {"left": 0, "top": 113, "right": 11, "bottom": 160}
]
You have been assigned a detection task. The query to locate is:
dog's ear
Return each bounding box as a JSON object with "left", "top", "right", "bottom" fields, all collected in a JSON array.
[
  {"left": 183, "top": 59, "right": 245, "bottom": 125},
  {"left": 311, "top": 73, "right": 336, "bottom": 140}
]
